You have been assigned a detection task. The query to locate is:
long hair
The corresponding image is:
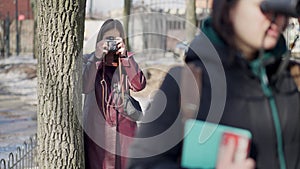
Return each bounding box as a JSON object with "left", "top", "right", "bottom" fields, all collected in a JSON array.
[
  {"left": 211, "top": 0, "right": 239, "bottom": 51},
  {"left": 96, "top": 19, "right": 125, "bottom": 46}
]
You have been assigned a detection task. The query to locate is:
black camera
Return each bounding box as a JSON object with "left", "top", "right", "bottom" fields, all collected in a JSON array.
[{"left": 106, "top": 36, "right": 119, "bottom": 52}]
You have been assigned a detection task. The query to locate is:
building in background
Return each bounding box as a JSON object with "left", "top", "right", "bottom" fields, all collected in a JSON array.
[
  {"left": 83, "top": 0, "right": 214, "bottom": 59},
  {"left": 0, "top": 0, "right": 33, "bottom": 20}
]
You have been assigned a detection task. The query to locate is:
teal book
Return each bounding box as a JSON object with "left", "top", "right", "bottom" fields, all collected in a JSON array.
[{"left": 181, "top": 119, "right": 252, "bottom": 169}]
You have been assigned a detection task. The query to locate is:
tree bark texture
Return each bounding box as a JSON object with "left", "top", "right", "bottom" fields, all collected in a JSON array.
[
  {"left": 123, "top": 0, "right": 132, "bottom": 51},
  {"left": 36, "top": 0, "right": 86, "bottom": 168},
  {"left": 185, "top": 0, "right": 197, "bottom": 43}
]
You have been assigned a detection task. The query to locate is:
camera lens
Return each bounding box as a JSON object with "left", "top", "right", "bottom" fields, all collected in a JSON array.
[{"left": 106, "top": 36, "right": 118, "bottom": 52}]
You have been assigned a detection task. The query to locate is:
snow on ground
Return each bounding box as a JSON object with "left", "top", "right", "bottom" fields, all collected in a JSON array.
[
  {"left": 0, "top": 55, "right": 37, "bottom": 160},
  {"left": 0, "top": 55, "right": 37, "bottom": 105}
]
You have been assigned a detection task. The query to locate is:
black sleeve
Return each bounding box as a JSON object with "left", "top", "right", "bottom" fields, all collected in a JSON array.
[{"left": 127, "top": 67, "right": 185, "bottom": 169}]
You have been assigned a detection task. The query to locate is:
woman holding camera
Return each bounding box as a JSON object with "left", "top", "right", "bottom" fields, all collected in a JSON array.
[{"left": 82, "top": 19, "right": 146, "bottom": 169}]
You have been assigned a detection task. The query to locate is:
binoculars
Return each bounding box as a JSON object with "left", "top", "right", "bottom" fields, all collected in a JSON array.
[{"left": 260, "top": 0, "right": 300, "bottom": 17}]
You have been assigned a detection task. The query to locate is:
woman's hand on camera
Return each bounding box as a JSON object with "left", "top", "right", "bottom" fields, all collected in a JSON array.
[
  {"left": 95, "top": 40, "right": 108, "bottom": 60},
  {"left": 115, "top": 37, "right": 127, "bottom": 57}
]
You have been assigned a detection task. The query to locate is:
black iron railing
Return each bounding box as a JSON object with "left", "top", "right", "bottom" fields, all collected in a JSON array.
[{"left": 0, "top": 134, "right": 38, "bottom": 169}]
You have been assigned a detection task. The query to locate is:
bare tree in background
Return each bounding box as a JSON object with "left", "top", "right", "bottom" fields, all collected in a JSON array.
[
  {"left": 30, "top": 0, "right": 37, "bottom": 59},
  {"left": 124, "top": 0, "right": 132, "bottom": 50},
  {"left": 185, "top": 0, "right": 197, "bottom": 43},
  {"left": 36, "top": 0, "right": 86, "bottom": 168}
]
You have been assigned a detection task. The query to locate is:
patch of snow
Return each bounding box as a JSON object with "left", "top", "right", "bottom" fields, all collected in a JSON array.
[{"left": 0, "top": 55, "right": 37, "bottom": 105}]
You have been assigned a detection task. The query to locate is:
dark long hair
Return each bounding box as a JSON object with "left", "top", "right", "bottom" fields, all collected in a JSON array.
[
  {"left": 96, "top": 19, "right": 125, "bottom": 45},
  {"left": 211, "top": 0, "right": 239, "bottom": 51}
]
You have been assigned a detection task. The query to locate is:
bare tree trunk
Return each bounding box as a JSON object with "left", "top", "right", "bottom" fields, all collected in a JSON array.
[
  {"left": 30, "top": 0, "right": 37, "bottom": 59},
  {"left": 123, "top": 0, "right": 131, "bottom": 50},
  {"left": 36, "top": 0, "right": 86, "bottom": 168},
  {"left": 185, "top": 0, "right": 197, "bottom": 43}
]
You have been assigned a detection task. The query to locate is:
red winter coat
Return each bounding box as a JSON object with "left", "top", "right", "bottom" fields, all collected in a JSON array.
[{"left": 82, "top": 52, "right": 146, "bottom": 169}]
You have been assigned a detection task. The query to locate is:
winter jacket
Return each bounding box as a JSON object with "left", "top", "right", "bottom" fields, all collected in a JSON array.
[
  {"left": 127, "top": 18, "right": 300, "bottom": 169},
  {"left": 82, "top": 52, "right": 146, "bottom": 169}
]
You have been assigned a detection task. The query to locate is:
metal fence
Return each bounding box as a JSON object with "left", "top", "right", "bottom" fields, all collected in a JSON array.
[{"left": 0, "top": 134, "right": 38, "bottom": 169}]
